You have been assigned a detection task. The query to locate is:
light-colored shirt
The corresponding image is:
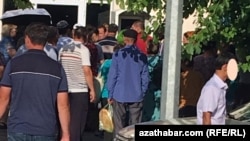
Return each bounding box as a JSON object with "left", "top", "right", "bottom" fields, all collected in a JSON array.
[
  {"left": 56, "top": 36, "right": 74, "bottom": 52},
  {"left": 196, "top": 74, "right": 228, "bottom": 125},
  {"left": 58, "top": 41, "right": 91, "bottom": 93},
  {"left": 15, "top": 44, "right": 58, "bottom": 61}
]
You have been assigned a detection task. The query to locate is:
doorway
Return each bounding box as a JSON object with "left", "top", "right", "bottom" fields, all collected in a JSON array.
[
  {"left": 86, "top": 3, "right": 110, "bottom": 27},
  {"left": 37, "top": 4, "right": 78, "bottom": 28}
]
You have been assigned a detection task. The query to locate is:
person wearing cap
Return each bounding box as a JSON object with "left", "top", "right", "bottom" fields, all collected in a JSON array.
[
  {"left": 107, "top": 29, "right": 149, "bottom": 137},
  {"left": 196, "top": 52, "right": 236, "bottom": 125},
  {"left": 56, "top": 20, "right": 74, "bottom": 52}
]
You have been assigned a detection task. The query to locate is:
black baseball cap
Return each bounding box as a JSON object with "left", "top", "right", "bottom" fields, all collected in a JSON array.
[
  {"left": 56, "top": 20, "right": 69, "bottom": 29},
  {"left": 123, "top": 29, "right": 138, "bottom": 40}
]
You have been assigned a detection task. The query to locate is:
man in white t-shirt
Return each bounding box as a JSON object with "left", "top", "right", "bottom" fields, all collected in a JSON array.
[{"left": 58, "top": 26, "right": 96, "bottom": 141}]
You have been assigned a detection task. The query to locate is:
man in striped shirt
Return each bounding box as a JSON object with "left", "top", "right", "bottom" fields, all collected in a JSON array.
[
  {"left": 97, "top": 23, "right": 119, "bottom": 60},
  {"left": 58, "top": 26, "right": 96, "bottom": 141}
]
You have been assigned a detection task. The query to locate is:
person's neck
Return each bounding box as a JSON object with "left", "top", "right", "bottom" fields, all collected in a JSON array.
[
  {"left": 74, "top": 38, "right": 84, "bottom": 43},
  {"left": 215, "top": 71, "right": 227, "bottom": 81},
  {"left": 27, "top": 45, "right": 44, "bottom": 50},
  {"left": 126, "top": 43, "right": 134, "bottom": 46},
  {"left": 107, "top": 33, "right": 116, "bottom": 37}
]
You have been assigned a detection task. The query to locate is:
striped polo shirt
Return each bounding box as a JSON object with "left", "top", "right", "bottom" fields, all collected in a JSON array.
[
  {"left": 97, "top": 36, "right": 118, "bottom": 59},
  {"left": 58, "top": 41, "right": 91, "bottom": 93}
]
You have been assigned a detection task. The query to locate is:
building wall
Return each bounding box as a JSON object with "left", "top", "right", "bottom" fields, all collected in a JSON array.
[
  {"left": 111, "top": 2, "right": 198, "bottom": 37},
  {"left": 0, "top": 0, "right": 198, "bottom": 40},
  {"left": 182, "top": 12, "right": 198, "bottom": 38}
]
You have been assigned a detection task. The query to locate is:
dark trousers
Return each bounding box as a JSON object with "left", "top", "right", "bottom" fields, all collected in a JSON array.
[
  {"left": 234, "top": 83, "right": 250, "bottom": 109},
  {"left": 178, "top": 105, "right": 197, "bottom": 117},
  {"left": 69, "top": 92, "right": 89, "bottom": 141},
  {"left": 101, "top": 98, "right": 114, "bottom": 141},
  {"left": 112, "top": 100, "right": 143, "bottom": 137},
  {"left": 85, "top": 103, "right": 99, "bottom": 132}
]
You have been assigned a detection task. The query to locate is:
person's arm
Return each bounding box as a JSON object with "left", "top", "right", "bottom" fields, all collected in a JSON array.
[
  {"left": 107, "top": 53, "right": 118, "bottom": 103},
  {"left": 202, "top": 112, "right": 212, "bottom": 125},
  {"left": 141, "top": 57, "right": 149, "bottom": 94},
  {"left": 83, "top": 66, "right": 96, "bottom": 102},
  {"left": 57, "top": 92, "right": 70, "bottom": 141},
  {"left": 96, "top": 44, "right": 104, "bottom": 64},
  {"left": 198, "top": 85, "right": 218, "bottom": 125},
  {"left": 0, "top": 86, "right": 11, "bottom": 119},
  {"left": 0, "top": 65, "right": 4, "bottom": 79}
]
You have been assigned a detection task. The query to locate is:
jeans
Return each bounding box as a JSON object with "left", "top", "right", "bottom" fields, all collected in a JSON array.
[{"left": 8, "top": 132, "right": 57, "bottom": 141}]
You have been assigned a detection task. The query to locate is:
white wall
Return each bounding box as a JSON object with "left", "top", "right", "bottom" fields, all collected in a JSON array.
[
  {"left": 110, "top": 2, "right": 198, "bottom": 37},
  {"left": 29, "top": 0, "right": 198, "bottom": 36},
  {"left": 182, "top": 12, "right": 198, "bottom": 37}
]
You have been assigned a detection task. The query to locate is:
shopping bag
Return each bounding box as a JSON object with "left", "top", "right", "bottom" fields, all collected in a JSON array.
[
  {"left": 99, "top": 104, "right": 114, "bottom": 133},
  {"left": 94, "top": 72, "right": 104, "bottom": 102}
]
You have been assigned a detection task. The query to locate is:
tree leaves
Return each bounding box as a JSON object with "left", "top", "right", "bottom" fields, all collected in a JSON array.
[
  {"left": 13, "top": 0, "right": 33, "bottom": 9},
  {"left": 12, "top": 0, "right": 250, "bottom": 72}
]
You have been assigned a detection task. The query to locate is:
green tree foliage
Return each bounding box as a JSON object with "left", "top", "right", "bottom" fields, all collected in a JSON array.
[
  {"left": 12, "top": 0, "right": 250, "bottom": 71},
  {"left": 114, "top": 0, "right": 250, "bottom": 72},
  {"left": 12, "top": 0, "right": 33, "bottom": 9},
  {"left": 183, "top": 0, "right": 250, "bottom": 72}
]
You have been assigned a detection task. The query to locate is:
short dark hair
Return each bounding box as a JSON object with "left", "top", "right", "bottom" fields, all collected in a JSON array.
[
  {"left": 24, "top": 23, "right": 49, "bottom": 46},
  {"left": 73, "top": 26, "right": 87, "bottom": 41},
  {"left": 47, "top": 26, "right": 59, "bottom": 42},
  {"left": 202, "top": 40, "right": 217, "bottom": 51},
  {"left": 85, "top": 25, "right": 98, "bottom": 43},
  {"left": 147, "top": 39, "right": 159, "bottom": 55},
  {"left": 132, "top": 20, "right": 145, "bottom": 30},
  {"left": 97, "top": 25, "right": 107, "bottom": 33},
  {"left": 215, "top": 52, "right": 236, "bottom": 70},
  {"left": 108, "top": 23, "right": 118, "bottom": 33}
]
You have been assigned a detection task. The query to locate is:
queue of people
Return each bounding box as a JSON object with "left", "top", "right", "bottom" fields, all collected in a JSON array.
[
  {"left": 0, "top": 20, "right": 159, "bottom": 141},
  {"left": 0, "top": 18, "right": 245, "bottom": 141}
]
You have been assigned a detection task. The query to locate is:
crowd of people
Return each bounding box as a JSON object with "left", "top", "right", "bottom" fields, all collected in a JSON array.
[
  {"left": 0, "top": 20, "right": 163, "bottom": 141},
  {"left": 0, "top": 17, "right": 249, "bottom": 141}
]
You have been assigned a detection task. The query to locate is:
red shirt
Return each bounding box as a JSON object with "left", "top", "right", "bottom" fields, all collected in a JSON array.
[{"left": 135, "top": 33, "right": 152, "bottom": 55}]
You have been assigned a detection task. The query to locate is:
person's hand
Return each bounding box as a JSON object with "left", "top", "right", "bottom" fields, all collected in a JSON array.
[
  {"left": 60, "top": 134, "right": 70, "bottom": 141},
  {"left": 60, "top": 137, "right": 69, "bottom": 141},
  {"left": 89, "top": 90, "right": 96, "bottom": 103},
  {"left": 108, "top": 98, "right": 113, "bottom": 104}
]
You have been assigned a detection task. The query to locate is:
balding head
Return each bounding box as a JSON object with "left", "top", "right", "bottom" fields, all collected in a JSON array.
[{"left": 131, "top": 20, "right": 145, "bottom": 33}]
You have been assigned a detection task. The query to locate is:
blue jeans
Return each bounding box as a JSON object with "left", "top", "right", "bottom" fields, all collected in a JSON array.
[{"left": 8, "top": 132, "right": 57, "bottom": 141}]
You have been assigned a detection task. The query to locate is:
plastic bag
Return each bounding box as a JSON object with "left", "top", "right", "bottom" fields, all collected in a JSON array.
[
  {"left": 99, "top": 104, "right": 114, "bottom": 133},
  {"left": 94, "top": 72, "right": 104, "bottom": 103}
]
